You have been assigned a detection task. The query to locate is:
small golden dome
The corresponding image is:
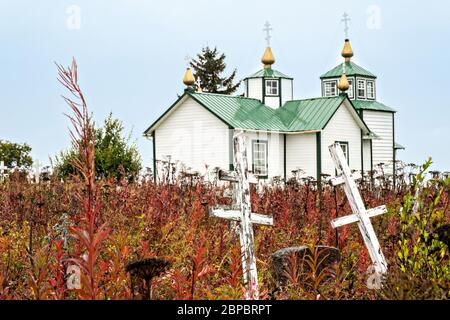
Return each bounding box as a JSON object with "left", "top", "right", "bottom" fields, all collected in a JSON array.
[
  {"left": 341, "top": 39, "right": 354, "bottom": 62},
  {"left": 338, "top": 72, "right": 350, "bottom": 92},
  {"left": 183, "top": 67, "right": 195, "bottom": 86},
  {"left": 261, "top": 47, "right": 275, "bottom": 69}
]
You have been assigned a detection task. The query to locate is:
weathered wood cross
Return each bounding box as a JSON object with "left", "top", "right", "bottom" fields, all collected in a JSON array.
[
  {"left": 33, "top": 160, "right": 42, "bottom": 183},
  {"left": 0, "top": 161, "right": 7, "bottom": 181},
  {"left": 209, "top": 131, "right": 273, "bottom": 300},
  {"left": 329, "top": 143, "right": 388, "bottom": 275}
]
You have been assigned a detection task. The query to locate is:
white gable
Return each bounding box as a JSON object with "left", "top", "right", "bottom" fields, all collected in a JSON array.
[
  {"left": 321, "top": 102, "right": 363, "bottom": 175},
  {"left": 154, "top": 97, "right": 230, "bottom": 174}
]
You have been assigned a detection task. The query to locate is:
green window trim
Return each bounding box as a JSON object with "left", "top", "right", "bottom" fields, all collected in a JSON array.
[
  {"left": 251, "top": 139, "right": 268, "bottom": 179},
  {"left": 152, "top": 131, "right": 156, "bottom": 183},
  {"left": 228, "top": 127, "right": 234, "bottom": 171},
  {"left": 283, "top": 134, "right": 287, "bottom": 182},
  {"left": 316, "top": 132, "right": 322, "bottom": 183},
  {"left": 264, "top": 79, "right": 280, "bottom": 97},
  {"left": 335, "top": 141, "right": 349, "bottom": 165}
]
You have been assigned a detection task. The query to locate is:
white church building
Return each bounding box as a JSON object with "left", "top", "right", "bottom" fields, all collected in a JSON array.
[{"left": 144, "top": 37, "right": 403, "bottom": 183}]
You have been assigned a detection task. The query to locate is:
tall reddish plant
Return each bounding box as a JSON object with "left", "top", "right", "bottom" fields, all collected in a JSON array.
[{"left": 56, "top": 59, "right": 110, "bottom": 299}]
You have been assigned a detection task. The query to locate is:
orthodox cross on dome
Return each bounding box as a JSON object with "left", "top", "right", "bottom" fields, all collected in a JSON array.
[
  {"left": 341, "top": 12, "right": 351, "bottom": 39},
  {"left": 263, "top": 21, "right": 273, "bottom": 47}
]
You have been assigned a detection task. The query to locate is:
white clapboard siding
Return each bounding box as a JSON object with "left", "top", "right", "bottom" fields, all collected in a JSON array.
[
  {"left": 265, "top": 96, "right": 280, "bottom": 109},
  {"left": 155, "top": 97, "right": 229, "bottom": 173},
  {"left": 321, "top": 103, "right": 362, "bottom": 175},
  {"left": 243, "top": 131, "right": 283, "bottom": 179},
  {"left": 362, "top": 139, "right": 372, "bottom": 172},
  {"left": 281, "top": 79, "right": 293, "bottom": 105},
  {"left": 286, "top": 133, "right": 317, "bottom": 178},
  {"left": 246, "top": 78, "right": 263, "bottom": 101},
  {"left": 362, "top": 111, "right": 393, "bottom": 169}
]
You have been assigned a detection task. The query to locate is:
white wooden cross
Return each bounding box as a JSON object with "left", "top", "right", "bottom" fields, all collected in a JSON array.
[
  {"left": 341, "top": 12, "right": 351, "bottom": 39},
  {"left": 0, "top": 161, "right": 7, "bottom": 181},
  {"left": 263, "top": 21, "right": 273, "bottom": 47},
  {"left": 329, "top": 143, "right": 388, "bottom": 275},
  {"left": 33, "top": 160, "right": 42, "bottom": 184},
  {"left": 209, "top": 131, "right": 273, "bottom": 300}
]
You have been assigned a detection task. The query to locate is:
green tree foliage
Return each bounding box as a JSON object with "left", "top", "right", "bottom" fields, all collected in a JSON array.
[
  {"left": 0, "top": 140, "right": 33, "bottom": 169},
  {"left": 56, "top": 114, "right": 142, "bottom": 181},
  {"left": 190, "top": 46, "right": 241, "bottom": 94},
  {"left": 381, "top": 158, "right": 450, "bottom": 299}
]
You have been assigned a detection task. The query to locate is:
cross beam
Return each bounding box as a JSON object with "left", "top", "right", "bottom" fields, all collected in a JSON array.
[
  {"left": 329, "top": 143, "right": 388, "bottom": 274},
  {"left": 218, "top": 169, "right": 259, "bottom": 184},
  {"left": 209, "top": 130, "right": 273, "bottom": 300},
  {"left": 209, "top": 208, "right": 273, "bottom": 226}
]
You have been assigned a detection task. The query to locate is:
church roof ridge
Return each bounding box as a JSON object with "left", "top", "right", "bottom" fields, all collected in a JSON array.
[
  {"left": 287, "top": 96, "right": 346, "bottom": 103},
  {"left": 320, "top": 61, "right": 376, "bottom": 79},
  {"left": 144, "top": 91, "right": 371, "bottom": 135},
  {"left": 245, "top": 68, "right": 293, "bottom": 80},
  {"left": 189, "top": 91, "right": 262, "bottom": 102}
]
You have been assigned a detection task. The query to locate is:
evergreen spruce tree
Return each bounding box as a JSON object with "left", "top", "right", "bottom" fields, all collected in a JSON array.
[{"left": 190, "top": 46, "right": 241, "bottom": 94}]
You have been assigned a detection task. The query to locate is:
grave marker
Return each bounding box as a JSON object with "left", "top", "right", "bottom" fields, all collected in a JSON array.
[
  {"left": 329, "top": 143, "right": 388, "bottom": 275},
  {"left": 0, "top": 161, "right": 7, "bottom": 181},
  {"left": 209, "top": 130, "right": 273, "bottom": 300},
  {"left": 33, "top": 160, "right": 42, "bottom": 183}
]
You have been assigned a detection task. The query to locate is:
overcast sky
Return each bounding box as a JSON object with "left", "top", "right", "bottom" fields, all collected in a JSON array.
[{"left": 1, "top": 0, "right": 449, "bottom": 171}]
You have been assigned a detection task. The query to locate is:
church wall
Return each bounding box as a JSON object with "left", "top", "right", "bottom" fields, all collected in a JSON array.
[
  {"left": 362, "top": 111, "right": 394, "bottom": 170},
  {"left": 321, "top": 103, "right": 362, "bottom": 175},
  {"left": 247, "top": 78, "right": 263, "bottom": 101},
  {"left": 281, "top": 78, "right": 293, "bottom": 104},
  {"left": 285, "top": 133, "right": 317, "bottom": 178},
  {"left": 265, "top": 96, "right": 280, "bottom": 109},
  {"left": 154, "top": 97, "right": 229, "bottom": 175},
  {"left": 242, "top": 131, "right": 283, "bottom": 179},
  {"left": 363, "top": 139, "right": 372, "bottom": 172}
]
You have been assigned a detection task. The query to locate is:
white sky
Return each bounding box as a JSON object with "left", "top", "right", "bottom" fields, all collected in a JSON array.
[{"left": 0, "top": 0, "right": 449, "bottom": 170}]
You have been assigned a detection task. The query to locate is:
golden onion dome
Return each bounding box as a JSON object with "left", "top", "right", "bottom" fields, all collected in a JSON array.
[
  {"left": 341, "top": 39, "right": 354, "bottom": 62},
  {"left": 338, "top": 72, "right": 350, "bottom": 92},
  {"left": 261, "top": 47, "right": 275, "bottom": 68},
  {"left": 183, "top": 67, "right": 195, "bottom": 86}
]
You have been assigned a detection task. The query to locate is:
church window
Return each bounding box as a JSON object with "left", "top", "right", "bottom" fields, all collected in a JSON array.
[
  {"left": 367, "top": 80, "right": 375, "bottom": 99},
  {"left": 335, "top": 141, "right": 349, "bottom": 164},
  {"left": 252, "top": 140, "right": 268, "bottom": 177},
  {"left": 324, "top": 81, "right": 337, "bottom": 97},
  {"left": 357, "top": 79, "right": 366, "bottom": 99},
  {"left": 265, "top": 79, "right": 279, "bottom": 96},
  {"left": 347, "top": 78, "right": 354, "bottom": 99}
]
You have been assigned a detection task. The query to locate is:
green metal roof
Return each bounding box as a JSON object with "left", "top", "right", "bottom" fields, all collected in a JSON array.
[
  {"left": 352, "top": 99, "right": 396, "bottom": 112},
  {"left": 395, "top": 142, "right": 405, "bottom": 150},
  {"left": 279, "top": 96, "right": 347, "bottom": 131},
  {"left": 245, "top": 68, "right": 293, "bottom": 79},
  {"left": 144, "top": 91, "right": 370, "bottom": 135},
  {"left": 320, "top": 61, "right": 376, "bottom": 79},
  {"left": 189, "top": 92, "right": 286, "bottom": 132}
]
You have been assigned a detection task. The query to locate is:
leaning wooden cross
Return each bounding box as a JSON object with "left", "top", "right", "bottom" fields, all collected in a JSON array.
[
  {"left": 209, "top": 131, "right": 274, "bottom": 300},
  {"left": 329, "top": 143, "right": 388, "bottom": 275},
  {"left": 0, "top": 161, "right": 7, "bottom": 182}
]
